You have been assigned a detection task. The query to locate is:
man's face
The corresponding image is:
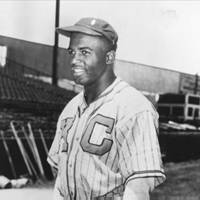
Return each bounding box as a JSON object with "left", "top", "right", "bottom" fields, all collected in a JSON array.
[{"left": 67, "top": 33, "right": 109, "bottom": 86}]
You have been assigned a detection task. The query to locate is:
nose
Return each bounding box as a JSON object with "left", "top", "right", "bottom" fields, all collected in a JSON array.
[{"left": 70, "top": 51, "right": 82, "bottom": 66}]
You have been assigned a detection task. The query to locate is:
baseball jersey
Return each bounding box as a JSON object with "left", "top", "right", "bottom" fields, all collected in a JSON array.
[{"left": 48, "top": 77, "right": 165, "bottom": 200}]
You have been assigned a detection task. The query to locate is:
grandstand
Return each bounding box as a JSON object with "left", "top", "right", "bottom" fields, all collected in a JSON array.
[
  {"left": 0, "top": 62, "right": 77, "bottom": 132},
  {"left": 0, "top": 65, "right": 76, "bottom": 110},
  {"left": 0, "top": 64, "right": 76, "bottom": 179}
]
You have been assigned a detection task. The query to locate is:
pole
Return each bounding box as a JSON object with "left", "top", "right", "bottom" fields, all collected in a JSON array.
[
  {"left": 52, "top": 0, "right": 60, "bottom": 86},
  {"left": 194, "top": 73, "right": 198, "bottom": 94}
]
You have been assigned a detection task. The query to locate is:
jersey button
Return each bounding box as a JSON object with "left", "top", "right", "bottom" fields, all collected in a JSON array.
[{"left": 76, "top": 137, "right": 79, "bottom": 141}]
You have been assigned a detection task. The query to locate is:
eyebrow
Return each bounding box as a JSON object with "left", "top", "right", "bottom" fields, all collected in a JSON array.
[
  {"left": 80, "top": 47, "right": 92, "bottom": 51},
  {"left": 68, "top": 46, "right": 93, "bottom": 51}
]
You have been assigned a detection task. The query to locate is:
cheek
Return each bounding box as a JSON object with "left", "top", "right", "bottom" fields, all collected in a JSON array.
[
  {"left": 86, "top": 56, "right": 106, "bottom": 74},
  {"left": 86, "top": 64, "right": 103, "bottom": 79}
]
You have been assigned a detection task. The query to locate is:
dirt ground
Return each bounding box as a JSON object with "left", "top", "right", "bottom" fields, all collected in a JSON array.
[
  {"left": 1, "top": 159, "right": 200, "bottom": 200},
  {"left": 151, "top": 159, "right": 200, "bottom": 200},
  {"left": 0, "top": 180, "right": 54, "bottom": 200}
]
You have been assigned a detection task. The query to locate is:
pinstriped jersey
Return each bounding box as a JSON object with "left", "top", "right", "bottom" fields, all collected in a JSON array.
[{"left": 48, "top": 78, "right": 165, "bottom": 200}]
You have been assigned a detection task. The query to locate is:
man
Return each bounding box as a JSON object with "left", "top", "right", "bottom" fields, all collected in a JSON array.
[{"left": 48, "top": 17, "right": 165, "bottom": 200}]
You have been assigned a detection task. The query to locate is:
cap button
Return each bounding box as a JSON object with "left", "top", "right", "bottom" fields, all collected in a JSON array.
[{"left": 90, "top": 19, "right": 96, "bottom": 26}]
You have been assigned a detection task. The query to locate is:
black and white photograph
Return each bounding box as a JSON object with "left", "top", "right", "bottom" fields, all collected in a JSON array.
[{"left": 0, "top": 1, "right": 200, "bottom": 200}]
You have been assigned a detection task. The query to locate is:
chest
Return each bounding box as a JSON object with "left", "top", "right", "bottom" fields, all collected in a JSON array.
[{"left": 59, "top": 103, "right": 117, "bottom": 156}]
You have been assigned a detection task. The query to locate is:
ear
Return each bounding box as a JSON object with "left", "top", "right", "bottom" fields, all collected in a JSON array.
[{"left": 106, "top": 50, "right": 116, "bottom": 64}]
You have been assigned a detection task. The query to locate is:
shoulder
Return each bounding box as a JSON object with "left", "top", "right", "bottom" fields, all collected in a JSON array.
[
  {"left": 112, "top": 79, "right": 158, "bottom": 124},
  {"left": 115, "top": 79, "right": 155, "bottom": 112}
]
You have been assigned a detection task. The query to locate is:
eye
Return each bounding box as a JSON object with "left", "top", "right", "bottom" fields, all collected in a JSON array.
[
  {"left": 81, "top": 49, "right": 91, "bottom": 56},
  {"left": 67, "top": 48, "right": 75, "bottom": 56}
]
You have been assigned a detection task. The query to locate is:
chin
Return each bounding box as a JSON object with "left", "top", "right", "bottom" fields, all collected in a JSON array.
[
  {"left": 74, "top": 79, "right": 86, "bottom": 86},
  {"left": 73, "top": 76, "right": 94, "bottom": 87}
]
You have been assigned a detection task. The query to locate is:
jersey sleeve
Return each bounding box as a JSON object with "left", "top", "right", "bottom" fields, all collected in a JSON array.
[
  {"left": 116, "top": 110, "right": 166, "bottom": 187},
  {"left": 47, "top": 117, "right": 62, "bottom": 170}
]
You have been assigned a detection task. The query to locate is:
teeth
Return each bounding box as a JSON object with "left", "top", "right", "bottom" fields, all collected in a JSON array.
[
  {"left": 72, "top": 68, "right": 84, "bottom": 75},
  {"left": 74, "top": 69, "right": 84, "bottom": 73}
]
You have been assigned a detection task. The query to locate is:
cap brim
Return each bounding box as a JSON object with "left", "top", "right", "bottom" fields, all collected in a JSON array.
[{"left": 56, "top": 25, "right": 102, "bottom": 37}]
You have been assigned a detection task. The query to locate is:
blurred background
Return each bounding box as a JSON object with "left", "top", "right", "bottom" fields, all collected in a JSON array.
[{"left": 0, "top": 1, "right": 200, "bottom": 199}]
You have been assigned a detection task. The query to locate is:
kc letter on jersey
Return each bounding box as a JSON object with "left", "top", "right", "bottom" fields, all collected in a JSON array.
[
  {"left": 80, "top": 114, "right": 115, "bottom": 156},
  {"left": 60, "top": 117, "right": 74, "bottom": 152}
]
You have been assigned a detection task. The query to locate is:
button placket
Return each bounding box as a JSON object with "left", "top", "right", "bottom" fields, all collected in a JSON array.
[
  {"left": 67, "top": 107, "right": 91, "bottom": 199},
  {"left": 67, "top": 112, "right": 89, "bottom": 199}
]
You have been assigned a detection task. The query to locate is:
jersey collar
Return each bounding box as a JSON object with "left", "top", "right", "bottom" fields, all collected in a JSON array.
[{"left": 78, "top": 77, "right": 121, "bottom": 115}]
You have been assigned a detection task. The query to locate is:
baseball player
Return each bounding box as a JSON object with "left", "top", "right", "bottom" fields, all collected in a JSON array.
[{"left": 48, "top": 17, "right": 166, "bottom": 200}]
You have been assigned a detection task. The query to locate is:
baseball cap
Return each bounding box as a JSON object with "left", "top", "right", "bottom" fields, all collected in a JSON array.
[{"left": 56, "top": 17, "right": 118, "bottom": 45}]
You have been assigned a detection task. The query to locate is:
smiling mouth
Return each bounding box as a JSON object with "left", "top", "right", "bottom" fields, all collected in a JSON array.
[{"left": 72, "top": 68, "right": 85, "bottom": 76}]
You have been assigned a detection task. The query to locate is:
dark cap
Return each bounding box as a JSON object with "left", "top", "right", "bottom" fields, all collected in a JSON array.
[{"left": 56, "top": 17, "right": 118, "bottom": 45}]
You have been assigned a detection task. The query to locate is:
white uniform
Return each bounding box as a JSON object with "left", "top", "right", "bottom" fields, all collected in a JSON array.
[{"left": 48, "top": 78, "right": 165, "bottom": 200}]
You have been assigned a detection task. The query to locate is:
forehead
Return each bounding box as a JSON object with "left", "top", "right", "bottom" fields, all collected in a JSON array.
[{"left": 69, "top": 32, "right": 107, "bottom": 49}]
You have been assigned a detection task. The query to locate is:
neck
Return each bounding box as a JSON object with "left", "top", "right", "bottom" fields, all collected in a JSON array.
[{"left": 84, "top": 71, "right": 116, "bottom": 105}]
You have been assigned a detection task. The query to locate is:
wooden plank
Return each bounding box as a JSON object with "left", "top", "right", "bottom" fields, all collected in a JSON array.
[
  {"left": 27, "top": 122, "right": 46, "bottom": 179},
  {"left": 10, "top": 121, "right": 39, "bottom": 180},
  {"left": 38, "top": 128, "right": 55, "bottom": 178},
  {"left": 0, "top": 130, "right": 17, "bottom": 179}
]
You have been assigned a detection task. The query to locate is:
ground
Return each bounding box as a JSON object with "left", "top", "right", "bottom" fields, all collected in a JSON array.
[
  {"left": 151, "top": 159, "right": 200, "bottom": 200},
  {"left": 1, "top": 159, "right": 200, "bottom": 200},
  {"left": 0, "top": 179, "right": 54, "bottom": 200}
]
